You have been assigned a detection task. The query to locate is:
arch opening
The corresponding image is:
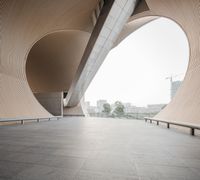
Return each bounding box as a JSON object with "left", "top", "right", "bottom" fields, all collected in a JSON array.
[
  {"left": 26, "top": 30, "right": 90, "bottom": 115},
  {"left": 85, "top": 17, "right": 189, "bottom": 119}
]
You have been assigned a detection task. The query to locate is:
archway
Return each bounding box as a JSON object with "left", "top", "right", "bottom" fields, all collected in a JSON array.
[
  {"left": 26, "top": 30, "right": 90, "bottom": 115},
  {"left": 85, "top": 17, "right": 189, "bottom": 119}
]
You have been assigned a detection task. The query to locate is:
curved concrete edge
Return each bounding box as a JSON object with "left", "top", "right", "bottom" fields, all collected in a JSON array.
[{"left": 0, "top": 0, "right": 97, "bottom": 119}]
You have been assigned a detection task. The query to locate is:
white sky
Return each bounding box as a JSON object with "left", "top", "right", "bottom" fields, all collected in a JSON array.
[{"left": 85, "top": 18, "right": 189, "bottom": 107}]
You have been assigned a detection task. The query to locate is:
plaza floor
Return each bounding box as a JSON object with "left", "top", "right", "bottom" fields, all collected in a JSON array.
[{"left": 0, "top": 117, "right": 200, "bottom": 180}]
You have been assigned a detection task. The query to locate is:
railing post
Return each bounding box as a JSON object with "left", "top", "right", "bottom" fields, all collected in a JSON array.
[
  {"left": 167, "top": 123, "right": 170, "bottom": 129},
  {"left": 37, "top": 119, "right": 39, "bottom": 123},
  {"left": 21, "top": 120, "right": 24, "bottom": 125},
  {"left": 144, "top": 117, "right": 199, "bottom": 136},
  {"left": 190, "top": 128, "right": 195, "bottom": 136}
]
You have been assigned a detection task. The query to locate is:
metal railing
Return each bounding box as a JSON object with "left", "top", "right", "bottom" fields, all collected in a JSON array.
[
  {"left": 0, "top": 116, "right": 62, "bottom": 125},
  {"left": 144, "top": 117, "right": 200, "bottom": 136}
]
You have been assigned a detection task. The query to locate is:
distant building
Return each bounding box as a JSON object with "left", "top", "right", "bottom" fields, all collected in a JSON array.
[
  {"left": 86, "top": 100, "right": 167, "bottom": 118},
  {"left": 97, "top": 100, "right": 107, "bottom": 113},
  {"left": 123, "top": 103, "right": 148, "bottom": 114},
  {"left": 87, "top": 106, "right": 98, "bottom": 114},
  {"left": 171, "top": 81, "right": 182, "bottom": 99},
  {"left": 124, "top": 103, "right": 167, "bottom": 114},
  {"left": 123, "top": 103, "right": 131, "bottom": 108},
  {"left": 123, "top": 103, "right": 131, "bottom": 113},
  {"left": 84, "top": 101, "right": 90, "bottom": 109},
  {"left": 147, "top": 104, "right": 166, "bottom": 113},
  {"left": 124, "top": 105, "right": 137, "bottom": 113}
]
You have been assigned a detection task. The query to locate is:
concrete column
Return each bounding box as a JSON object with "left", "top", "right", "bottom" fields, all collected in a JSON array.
[{"left": 34, "top": 92, "right": 63, "bottom": 116}]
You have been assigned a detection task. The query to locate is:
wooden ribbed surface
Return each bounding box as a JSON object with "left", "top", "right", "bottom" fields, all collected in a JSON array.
[
  {"left": 121, "top": 0, "right": 200, "bottom": 123},
  {"left": 148, "top": 0, "right": 200, "bottom": 123},
  {"left": 119, "top": 0, "right": 200, "bottom": 124},
  {"left": 26, "top": 30, "right": 90, "bottom": 93},
  {"left": 0, "top": 0, "right": 97, "bottom": 119},
  {"left": 1, "top": 0, "right": 200, "bottom": 123},
  {"left": 106, "top": 0, "right": 200, "bottom": 124}
]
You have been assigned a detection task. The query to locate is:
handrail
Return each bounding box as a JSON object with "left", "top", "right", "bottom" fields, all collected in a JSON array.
[
  {"left": 144, "top": 117, "right": 200, "bottom": 136},
  {"left": 0, "top": 116, "right": 62, "bottom": 125}
]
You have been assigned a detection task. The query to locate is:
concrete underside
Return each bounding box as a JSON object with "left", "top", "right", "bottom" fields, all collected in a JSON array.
[{"left": 0, "top": 117, "right": 200, "bottom": 180}]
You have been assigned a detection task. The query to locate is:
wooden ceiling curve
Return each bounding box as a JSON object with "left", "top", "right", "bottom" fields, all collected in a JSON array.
[{"left": 26, "top": 30, "right": 90, "bottom": 93}]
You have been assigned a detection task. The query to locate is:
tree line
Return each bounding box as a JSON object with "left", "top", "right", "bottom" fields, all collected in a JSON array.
[{"left": 102, "top": 101, "right": 125, "bottom": 117}]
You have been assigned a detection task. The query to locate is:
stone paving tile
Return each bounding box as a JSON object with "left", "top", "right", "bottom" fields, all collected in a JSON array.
[
  {"left": 135, "top": 164, "right": 163, "bottom": 179},
  {"left": 0, "top": 144, "right": 27, "bottom": 152},
  {"left": 132, "top": 154, "right": 186, "bottom": 167},
  {"left": 7, "top": 152, "right": 45, "bottom": 164},
  {"left": 13, "top": 165, "right": 77, "bottom": 180},
  {"left": 136, "top": 164, "right": 200, "bottom": 180},
  {"left": 52, "top": 148, "right": 92, "bottom": 158},
  {"left": 0, "top": 117, "right": 199, "bottom": 180},
  {"left": 36, "top": 155, "right": 85, "bottom": 169},
  {"left": 0, "top": 161, "right": 33, "bottom": 179},
  {"left": 156, "top": 165, "right": 200, "bottom": 180},
  {"left": 19, "top": 145, "right": 58, "bottom": 155},
  {"left": 81, "top": 157, "right": 138, "bottom": 176},
  {"left": 74, "top": 170, "right": 139, "bottom": 180}
]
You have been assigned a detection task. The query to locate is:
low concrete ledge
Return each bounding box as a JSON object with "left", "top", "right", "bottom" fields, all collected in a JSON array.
[{"left": 144, "top": 117, "right": 200, "bottom": 136}]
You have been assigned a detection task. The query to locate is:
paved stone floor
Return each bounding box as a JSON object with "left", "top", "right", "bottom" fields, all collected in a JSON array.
[{"left": 0, "top": 117, "right": 200, "bottom": 180}]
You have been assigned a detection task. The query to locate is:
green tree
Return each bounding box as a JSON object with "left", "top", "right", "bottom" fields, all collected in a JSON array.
[
  {"left": 102, "top": 103, "right": 111, "bottom": 115},
  {"left": 113, "top": 101, "right": 124, "bottom": 117}
]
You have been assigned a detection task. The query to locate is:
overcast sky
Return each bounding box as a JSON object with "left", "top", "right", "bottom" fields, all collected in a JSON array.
[{"left": 85, "top": 18, "right": 189, "bottom": 107}]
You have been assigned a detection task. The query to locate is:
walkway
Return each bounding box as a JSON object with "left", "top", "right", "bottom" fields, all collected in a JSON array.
[{"left": 0, "top": 117, "right": 200, "bottom": 180}]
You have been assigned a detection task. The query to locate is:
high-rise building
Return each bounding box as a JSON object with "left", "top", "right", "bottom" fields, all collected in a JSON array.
[{"left": 171, "top": 81, "right": 182, "bottom": 99}]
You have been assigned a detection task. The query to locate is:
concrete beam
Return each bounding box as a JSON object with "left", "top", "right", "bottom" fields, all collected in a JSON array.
[{"left": 65, "top": 0, "right": 138, "bottom": 107}]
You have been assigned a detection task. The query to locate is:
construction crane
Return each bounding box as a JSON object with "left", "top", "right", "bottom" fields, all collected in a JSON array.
[{"left": 166, "top": 74, "right": 180, "bottom": 82}]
